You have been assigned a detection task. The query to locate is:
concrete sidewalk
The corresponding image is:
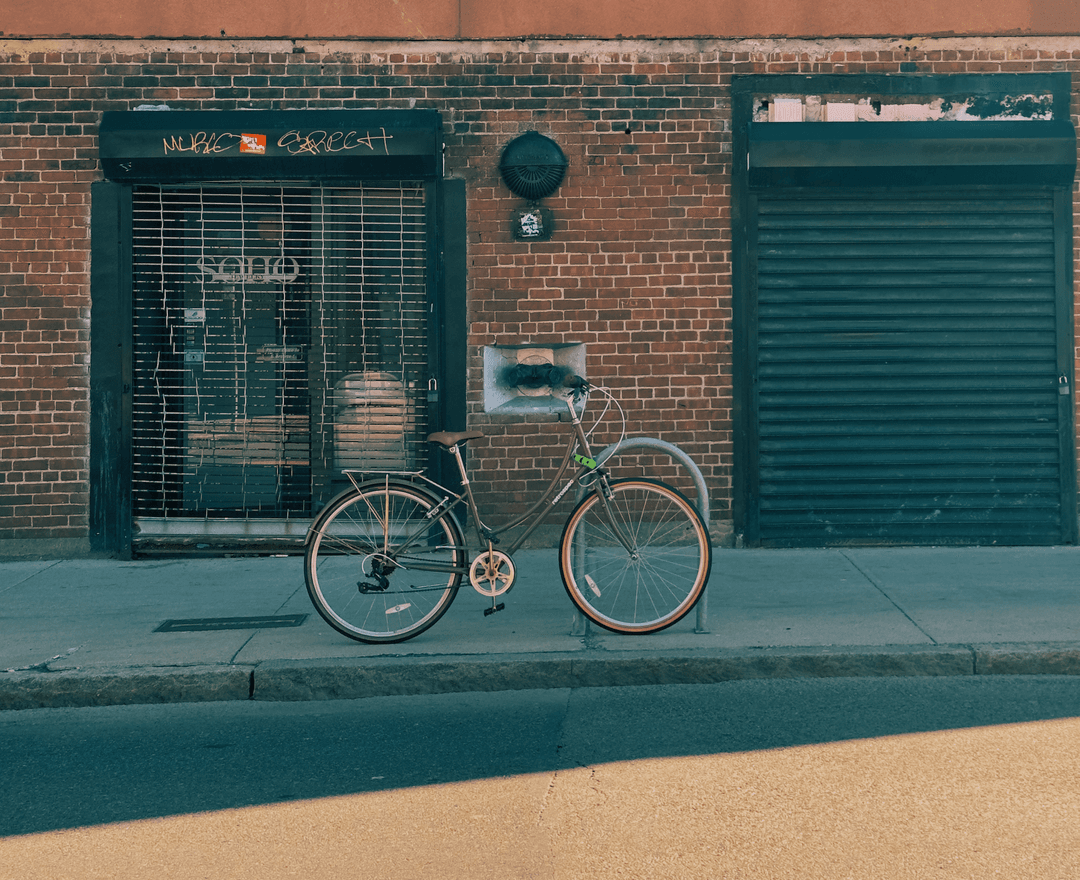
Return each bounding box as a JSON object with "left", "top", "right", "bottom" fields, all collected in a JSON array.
[{"left": 3, "top": 546, "right": 1080, "bottom": 710}]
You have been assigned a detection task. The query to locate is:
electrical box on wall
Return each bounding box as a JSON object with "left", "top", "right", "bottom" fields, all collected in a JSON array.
[
  {"left": 511, "top": 204, "right": 554, "bottom": 241},
  {"left": 483, "top": 343, "right": 586, "bottom": 413}
]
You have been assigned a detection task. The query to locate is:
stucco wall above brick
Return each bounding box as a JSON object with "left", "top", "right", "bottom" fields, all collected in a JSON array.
[{"left": 5, "top": 0, "right": 1080, "bottom": 41}]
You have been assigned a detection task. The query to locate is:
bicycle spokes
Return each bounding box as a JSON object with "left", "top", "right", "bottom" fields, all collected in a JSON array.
[
  {"left": 559, "top": 479, "right": 711, "bottom": 634},
  {"left": 305, "top": 484, "right": 465, "bottom": 643}
]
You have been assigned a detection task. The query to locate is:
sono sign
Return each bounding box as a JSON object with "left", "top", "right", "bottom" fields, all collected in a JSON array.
[{"left": 195, "top": 255, "right": 301, "bottom": 284}]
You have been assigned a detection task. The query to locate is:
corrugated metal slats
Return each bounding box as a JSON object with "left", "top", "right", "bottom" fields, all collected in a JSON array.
[{"left": 752, "top": 191, "right": 1066, "bottom": 545}]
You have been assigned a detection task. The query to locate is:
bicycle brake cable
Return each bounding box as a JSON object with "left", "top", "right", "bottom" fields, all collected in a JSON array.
[{"left": 581, "top": 384, "right": 627, "bottom": 463}]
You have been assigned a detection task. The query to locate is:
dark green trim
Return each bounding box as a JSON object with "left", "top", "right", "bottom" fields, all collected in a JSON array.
[
  {"left": 731, "top": 83, "right": 756, "bottom": 541},
  {"left": 439, "top": 178, "right": 468, "bottom": 434},
  {"left": 733, "top": 72, "right": 1073, "bottom": 105},
  {"left": 1054, "top": 187, "right": 1078, "bottom": 542},
  {"left": 89, "top": 181, "right": 133, "bottom": 556},
  {"left": 749, "top": 120, "right": 1075, "bottom": 187},
  {"left": 100, "top": 109, "right": 444, "bottom": 182}
]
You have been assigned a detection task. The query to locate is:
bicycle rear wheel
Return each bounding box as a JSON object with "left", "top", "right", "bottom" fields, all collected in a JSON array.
[
  {"left": 559, "top": 478, "right": 711, "bottom": 634},
  {"left": 305, "top": 482, "right": 465, "bottom": 643}
]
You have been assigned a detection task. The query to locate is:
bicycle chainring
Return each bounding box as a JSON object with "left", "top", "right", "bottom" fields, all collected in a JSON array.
[{"left": 469, "top": 550, "right": 516, "bottom": 597}]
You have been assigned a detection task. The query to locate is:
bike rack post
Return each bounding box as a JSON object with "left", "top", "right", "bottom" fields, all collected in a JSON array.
[{"left": 571, "top": 437, "right": 711, "bottom": 635}]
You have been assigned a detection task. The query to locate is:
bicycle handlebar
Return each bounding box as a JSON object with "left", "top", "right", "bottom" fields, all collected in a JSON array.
[{"left": 561, "top": 372, "right": 590, "bottom": 392}]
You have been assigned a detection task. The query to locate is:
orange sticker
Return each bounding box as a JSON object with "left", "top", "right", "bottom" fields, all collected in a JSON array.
[{"left": 239, "top": 133, "right": 267, "bottom": 155}]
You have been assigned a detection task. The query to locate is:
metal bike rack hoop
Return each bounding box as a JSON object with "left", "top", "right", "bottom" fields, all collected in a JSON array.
[{"left": 573, "top": 436, "right": 711, "bottom": 634}]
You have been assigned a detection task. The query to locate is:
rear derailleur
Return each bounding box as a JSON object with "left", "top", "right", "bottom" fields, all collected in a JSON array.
[{"left": 357, "top": 555, "right": 395, "bottom": 593}]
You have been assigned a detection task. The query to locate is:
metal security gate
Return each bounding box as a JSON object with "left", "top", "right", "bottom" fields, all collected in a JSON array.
[
  {"left": 747, "top": 189, "right": 1075, "bottom": 546},
  {"left": 130, "top": 183, "right": 430, "bottom": 538}
]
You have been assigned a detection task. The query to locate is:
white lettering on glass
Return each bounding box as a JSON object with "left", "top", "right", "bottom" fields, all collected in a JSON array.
[{"left": 196, "top": 256, "right": 301, "bottom": 284}]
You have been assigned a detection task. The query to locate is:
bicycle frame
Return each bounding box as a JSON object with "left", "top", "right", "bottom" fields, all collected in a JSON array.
[
  {"left": 305, "top": 376, "right": 712, "bottom": 643},
  {"left": 341, "top": 390, "right": 621, "bottom": 575}
]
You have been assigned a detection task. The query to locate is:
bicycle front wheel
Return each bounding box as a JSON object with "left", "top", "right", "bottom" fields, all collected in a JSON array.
[
  {"left": 559, "top": 478, "right": 711, "bottom": 634},
  {"left": 305, "top": 482, "right": 465, "bottom": 644}
]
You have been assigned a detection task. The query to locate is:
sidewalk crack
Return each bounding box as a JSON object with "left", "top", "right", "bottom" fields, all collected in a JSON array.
[
  {"left": 228, "top": 586, "right": 306, "bottom": 665},
  {"left": 230, "top": 633, "right": 258, "bottom": 664},
  {"left": 4, "top": 645, "right": 83, "bottom": 674},
  {"left": 0, "top": 560, "right": 64, "bottom": 595},
  {"left": 838, "top": 550, "right": 938, "bottom": 645}
]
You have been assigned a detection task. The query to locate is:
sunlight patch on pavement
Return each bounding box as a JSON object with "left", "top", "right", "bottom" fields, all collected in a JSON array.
[{"left": 3, "top": 717, "right": 1079, "bottom": 880}]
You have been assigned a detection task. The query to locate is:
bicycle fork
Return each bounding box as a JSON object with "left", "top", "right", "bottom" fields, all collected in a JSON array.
[{"left": 563, "top": 396, "right": 637, "bottom": 557}]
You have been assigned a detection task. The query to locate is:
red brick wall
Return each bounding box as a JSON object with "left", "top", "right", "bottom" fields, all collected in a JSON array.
[
  {"left": 458, "top": 50, "right": 732, "bottom": 530},
  {"left": 0, "top": 105, "right": 94, "bottom": 541},
  {"left": 1, "top": 37, "right": 1078, "bottom": 549}
]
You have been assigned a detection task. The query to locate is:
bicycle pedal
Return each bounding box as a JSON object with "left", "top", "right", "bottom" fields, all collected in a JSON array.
[{"left": 483, "top": 603, "right": 506, "bottom": 617}]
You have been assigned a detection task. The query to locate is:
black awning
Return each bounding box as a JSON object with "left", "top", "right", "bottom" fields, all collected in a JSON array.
[
  {"left": 749, "top": 120, "right": 1076, "bottom": 187},
  {"left": 100, "top": 109, "right": 443, "bottom": 181}
]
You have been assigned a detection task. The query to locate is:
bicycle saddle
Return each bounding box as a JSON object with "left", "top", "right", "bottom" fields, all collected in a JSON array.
[{"left": 427, "top": 430, "right": 484, "bottom": 448}]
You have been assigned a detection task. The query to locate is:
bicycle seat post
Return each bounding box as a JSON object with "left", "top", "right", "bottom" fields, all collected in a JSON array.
[
  {"left": 448, "top": 442, "right": 470, "bottom": 489},
  {"left": 442, "top": 436, "right": 494, "bottom": 546}
]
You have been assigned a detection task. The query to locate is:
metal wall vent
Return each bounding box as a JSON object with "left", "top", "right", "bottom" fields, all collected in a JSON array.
[{"left": 499, "top": 131, "right": 567, "bottom": 201}]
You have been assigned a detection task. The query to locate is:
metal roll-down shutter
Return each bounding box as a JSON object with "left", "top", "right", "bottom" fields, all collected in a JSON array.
[
  {"left": 749, "top": 189, "right": 1074, "bottom": 546},
  {"left": 130, "top": 183, "right": 430, "bottom": 538}
]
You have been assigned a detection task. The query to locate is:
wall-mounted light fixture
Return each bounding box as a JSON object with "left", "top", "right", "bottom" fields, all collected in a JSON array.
[{"left": 499, "top": 131, "right": 567, "bottom": 242}]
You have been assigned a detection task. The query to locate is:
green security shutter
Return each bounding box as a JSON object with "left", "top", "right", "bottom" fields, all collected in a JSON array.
[{"left": 748, "top": 189, "right": 1074, "bottom": 546}]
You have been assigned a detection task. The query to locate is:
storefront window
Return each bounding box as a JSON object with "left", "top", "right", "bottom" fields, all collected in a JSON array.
[{"left": 129, "top": 183, "right": 429, "bottom": 523}]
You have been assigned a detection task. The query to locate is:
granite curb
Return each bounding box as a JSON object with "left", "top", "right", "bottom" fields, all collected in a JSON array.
[
  {"left": 251, "top": 645, "right": 976, "bottom": 702},
  {"left": 4, "top": 642, "right": 1080, "bottom": 710},
  {"left": 974, "top": 642, "right": 1080, "bottom": 675},
  {"left": 0, "top": 665, "right": 254, "bottom": 711}
]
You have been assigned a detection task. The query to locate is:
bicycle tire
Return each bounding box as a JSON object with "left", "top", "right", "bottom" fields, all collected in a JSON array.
[
  {"left": 305, "top": 481, "right": 466, "bottom": 644},
  {"left": 559, "top": 478, "right": 711, "bottom": 634}
]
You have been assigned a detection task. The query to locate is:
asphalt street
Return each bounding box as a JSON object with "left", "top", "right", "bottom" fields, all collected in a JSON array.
[{"left": 3, "top": 677, "right": 1080, "bottom": 878}]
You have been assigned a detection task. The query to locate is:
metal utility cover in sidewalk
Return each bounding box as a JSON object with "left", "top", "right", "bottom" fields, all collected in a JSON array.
[{"left": 154, "top": 615, "right": 308, "bottom": 632}]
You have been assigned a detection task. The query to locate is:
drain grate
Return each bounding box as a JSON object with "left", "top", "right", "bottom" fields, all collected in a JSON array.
[{"left": 154, "top": 614, "right": 308, "bottom": 633}]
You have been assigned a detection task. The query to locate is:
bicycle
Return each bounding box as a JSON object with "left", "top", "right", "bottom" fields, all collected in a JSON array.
[{"left": 303, "top": 373, "right": 712, "bottom": 643}]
